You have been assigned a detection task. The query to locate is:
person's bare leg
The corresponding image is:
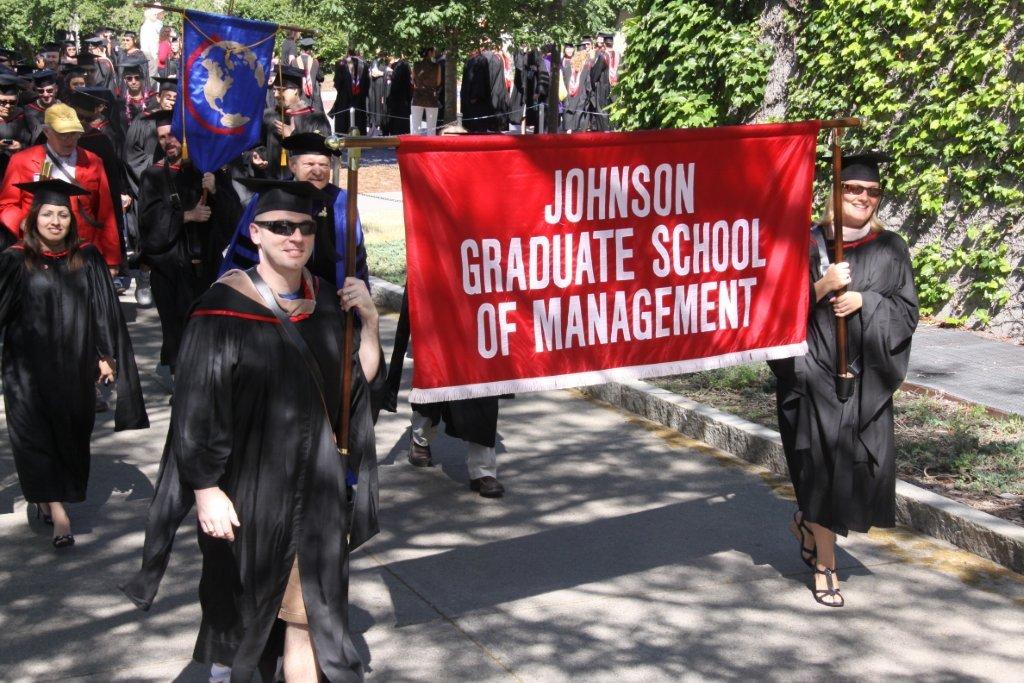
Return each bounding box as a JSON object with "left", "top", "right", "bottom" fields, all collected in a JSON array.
[
  {"left": 49, "top": 501, "right": 71, "bottom": 538},
  {"left": 283, "top": 623, "right": 318, "bottom": 682},
  {"left": 808, "top": 522, "right": 842, "bottom": 605}
]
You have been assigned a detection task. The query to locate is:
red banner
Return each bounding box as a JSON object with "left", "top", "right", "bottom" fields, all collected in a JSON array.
[{"left": 398, "top": 123, "right": 819, "bottom": 402}]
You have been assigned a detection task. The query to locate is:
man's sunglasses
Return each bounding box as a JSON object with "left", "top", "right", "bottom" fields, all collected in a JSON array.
[
  {"left": 842, "top": 183, "right": 883, "bottom": 198},
  {"left": 255, "top": 219, "right": 317, "bottom": 236}
]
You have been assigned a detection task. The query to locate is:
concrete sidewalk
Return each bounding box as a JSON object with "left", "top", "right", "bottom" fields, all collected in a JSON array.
[
  {"left": 1, "top": 306, "right": 1022, "bottom": 681},
  {"left": 907, "top": 324, "right": 1024, "bottom": 416}
]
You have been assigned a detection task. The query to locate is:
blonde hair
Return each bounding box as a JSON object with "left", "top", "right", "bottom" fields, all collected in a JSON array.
[
  {"left": 570, "top": 50, "right": 588, "bottom": 72},
  {"left": 814, "top": 189, "right": 885, "bottom": 234}
]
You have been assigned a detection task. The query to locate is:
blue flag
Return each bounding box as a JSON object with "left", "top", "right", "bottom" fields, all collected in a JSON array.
[
  {"left": 172, "top": 10, "right": 276, "bottom": 173},
  {"left": 219, "top": 185, "right": 370, "bottom": 288}
]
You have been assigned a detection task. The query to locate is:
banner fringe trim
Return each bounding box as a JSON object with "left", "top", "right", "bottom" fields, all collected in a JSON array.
[{"left": 408, "top": 341, "right": 807, "bottom": 403}]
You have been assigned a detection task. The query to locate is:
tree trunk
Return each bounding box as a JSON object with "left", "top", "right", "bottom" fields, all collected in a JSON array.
[
  {"left": 444, "top": 36, "right": 459, "bottom": 125},
  {"left": 546, "top": 44, "right": 561, "bottom": 134}
]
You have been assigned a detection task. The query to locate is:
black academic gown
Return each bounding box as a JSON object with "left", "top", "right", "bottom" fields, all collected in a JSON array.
[
  {"left": 0, "top": 244, "right": 148, "bottom": 503},
  {"left": 331, "top": 57, "right": 371, "bottom": 135},
  {"left": 297, "top": 53, "right": 325, "bottom": 114},
  {"left": 460, "top": 51, "right": 508, "bottom": 133},
  {"left": 23, "top": 102, "right": 50, "bottom": 144},
  {"left": 562, "top": 60, "right": 591, "bottom": 132},
  {"left": 0, "top": 110, "right": 33, "bottom": 180},
  {"left": 122, "top": 272, "right": 384, "bottom": 682},
  {"left": 137, "top": 161, "right": 238, "bottom": 368},
  {"left": 93, "top": 56, "right": 118, "bottom": 90},
  {"left": 366, "top": 60, "right": 388, "bottom": 136},
  {"left": 769, "top": 230, "right": 918, "bottom": 535},
  {"left": 384, "top": 60, "right": 411, "bottom": 135},
  {"left": 588, "top": 52, "right": 611, "bottom": 132},
  {"left": 262, "top": 106, "right": 331, "bottom": 179}
]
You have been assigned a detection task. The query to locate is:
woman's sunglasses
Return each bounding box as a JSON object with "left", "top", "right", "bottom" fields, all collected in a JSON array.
[
  {"left": 842, "top": 183, "right": 883, "bottom": 198},
  {"left": 255, "top": 219, "right": 317, "bottom": 236}
]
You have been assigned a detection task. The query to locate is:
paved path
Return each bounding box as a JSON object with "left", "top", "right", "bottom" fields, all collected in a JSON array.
[
  {"left": 1, "top": 303, "right": 1022, "bottom": 681},
  {"left": 907, "top": 324, "right": 1024, "bottom": 416}
]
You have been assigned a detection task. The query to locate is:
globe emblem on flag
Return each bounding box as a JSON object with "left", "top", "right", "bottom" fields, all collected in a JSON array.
[{"left": 188, "top": 39, "right": 267, "bottom": 131}]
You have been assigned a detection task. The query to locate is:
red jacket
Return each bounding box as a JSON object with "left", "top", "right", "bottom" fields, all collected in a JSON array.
[{"left": 0, "top": 144, "right": 121, "bottom": 266}]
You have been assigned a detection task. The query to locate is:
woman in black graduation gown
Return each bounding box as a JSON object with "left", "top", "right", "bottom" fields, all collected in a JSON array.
[
  {"left": 0, "top": 179, "right": 148, "bottom": 548},
  {"left": 770, "top": 153, "right": 918, "bottom": 606}
]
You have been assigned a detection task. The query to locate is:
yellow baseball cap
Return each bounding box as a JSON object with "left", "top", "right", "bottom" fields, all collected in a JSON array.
[{"left": 44, "top": 104, "right": 84, "bottom": 134}]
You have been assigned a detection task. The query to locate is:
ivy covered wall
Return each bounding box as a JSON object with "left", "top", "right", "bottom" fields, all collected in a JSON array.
[{"left": 613, "top": 0, "right": 1024, "bottom": 337}]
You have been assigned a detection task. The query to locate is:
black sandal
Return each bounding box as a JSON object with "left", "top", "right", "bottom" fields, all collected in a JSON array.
[
  {"left": 34, "top": 503, "right": 53, "bottom": 526},
  {"left": 813, "top": 567, "right": 844, "bottom": 607},
  {"left": 789, "top": 511, "right": 816, "bottom": 568},
  {"left": 52, "top": 534, "right": 75, "bottom": 549}
]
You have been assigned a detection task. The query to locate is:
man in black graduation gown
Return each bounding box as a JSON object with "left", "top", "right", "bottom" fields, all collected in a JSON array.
[
  {"left": 384, "top": 55, "right": 411, "bottom": 135},
  {"left": 0, "top": 75, "right": 33, "bottom": 180},
  {"left": 330, "top": 50, "right": 371, "bottom": 135},
  {"left": 459, "top": 45, "right": 508, "bottom": 133},
  {"left": 137, "top": 111, "right": 239, "bottom": 380},
  {"left": 264, "top": 65, "right": 331, "bottom": 179},
  {"left": 85, "top": 36, "right": 118, "bottom": 90},
  {"left": 280, "top": 29, "right": 299, "bottom": 67},
  {"left": 124, "top": 178, "right": 384, "bottom": 682},
  {"left": 588, "top": 34, "right": 613, "bottom": 132},
  {"left": 296, "top": 37, "right": 325, "bottom": 114},
  {"left": 366, "top": 52, "right": 390, "bottom": 136},
  {"left": 122, "top": 76, "right": 179, "bottom": 305},
  {"left": 24, "top": 69, "right": 60, "bottom": 142},
  {"left": 116, "top": 58, "right": 156, "bottom": 125}
]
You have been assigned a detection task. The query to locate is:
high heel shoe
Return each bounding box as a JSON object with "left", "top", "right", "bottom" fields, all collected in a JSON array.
[
  {"left": 34, "top": 503, "right": 53, "bottom": 526},
  {"left": 788, "top": 510, "right": 815, "bottom": 568},
  {"left": 812, "top": 567, "right": 845, "bottom": 607}
]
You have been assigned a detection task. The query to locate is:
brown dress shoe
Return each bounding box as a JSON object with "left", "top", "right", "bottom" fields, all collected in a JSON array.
[
  {"left": 408, "top": 442, "right": 433, "bottom": 467},
  {"left": 470, "top": 476, "right": 505, "bottom": 498}
]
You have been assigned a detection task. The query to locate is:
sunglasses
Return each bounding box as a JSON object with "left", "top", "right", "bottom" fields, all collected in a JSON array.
[
  {"left": 0, "top": 98, "right": 17, "bottom": 105},
  {"left": 842, "top": 183, "right": 883, "bottom": 198},
  {"left": 255, "top": 219, "right": 317, "bottom": 236},
  {"left": 35, "top": 86, "right": 56, "bottom": 94}
]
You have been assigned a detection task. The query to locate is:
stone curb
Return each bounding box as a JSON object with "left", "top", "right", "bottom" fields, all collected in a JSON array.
[
  {"left": 580, "top": 378, "right": 1024, "bottom": 575},
  {"left": 370, "top": 276, "right": 405, "bottom": 311},
  {"left": 369, "top": 278, "right": 1024, "bottom": 574}
]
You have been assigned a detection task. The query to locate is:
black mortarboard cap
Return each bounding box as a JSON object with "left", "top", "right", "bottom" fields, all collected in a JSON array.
[
  {"left": 581, "top": 36, "right": 593, "bottom": 44},
  {"left": 0, "top": 73, "right": 27, "bottom": 89},
  {"left": 282, "top": 131, "right": 338, "bottom": 157},
  {"left": 270, "top": 64, "right": 304, "bottom": 87},
  {"left": 75, "top": 53, "right": 97, "bottom": 67},
  {"left": 121, "top": 30, "right": 138, "bottom": 39},
  {"left": 598, "top": 32, "right": 614, "bottom": 41},
  {"left": 298, "top": 37, "right": 315, "bottom": 48},
  {"left": 39, "top": 42, "right": 61, "bottom": 53},
  {"left": 15, "top": 178, "right": 90, "bottom": 207},
  {"left": 16, "top": 63, "right": 36, "bottom": 76},
  {"left": 823, "top": 151, "right": 892, "bottom": 183},
  {"left": 153, "top": 75, "right": 178, "bottom": 92},
  {"left": 63, "top": 39, "right": 77, "bottom": 47},
  {"left": 84, "top": 36, "right": 105, "bottom": 47},
  {"left": 65, "top": 87, "right": 106, "bottom": 112},
  {"left": 119, "top": 60, "right": 145, "bottom": 76},
  {"left": 237, "top": 178, "right": 327, "bottom": 216},
  {"left": 0, "top": 48, "right": 18, "bottom": 61},
  {"left": 31, "top": 69, "right": 58, "bottom": 86}
]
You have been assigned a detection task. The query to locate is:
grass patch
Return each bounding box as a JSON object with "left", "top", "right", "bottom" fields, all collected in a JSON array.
[
  {"left": 366, "top": 238, "right": 406, "bottom": 286},
  {"left": 651, "top": 363, "right": 1024, "bottom": 498}
]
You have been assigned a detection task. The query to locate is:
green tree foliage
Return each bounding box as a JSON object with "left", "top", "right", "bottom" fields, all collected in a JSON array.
[
  {"left": 612, "top": 0, "right": 771, "bottom": 130},
  {"left": 614, "top": 0, "right": 1022, "bottom": 325}
]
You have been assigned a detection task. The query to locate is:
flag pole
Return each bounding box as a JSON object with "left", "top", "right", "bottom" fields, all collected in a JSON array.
[{"left": 337, "top": 127, "right": 362, "bottom": 460}]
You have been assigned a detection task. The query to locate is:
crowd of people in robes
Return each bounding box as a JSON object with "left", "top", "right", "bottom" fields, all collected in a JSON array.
[{"left": 0, "top": 13, "right": 919, "bottom": 681}]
